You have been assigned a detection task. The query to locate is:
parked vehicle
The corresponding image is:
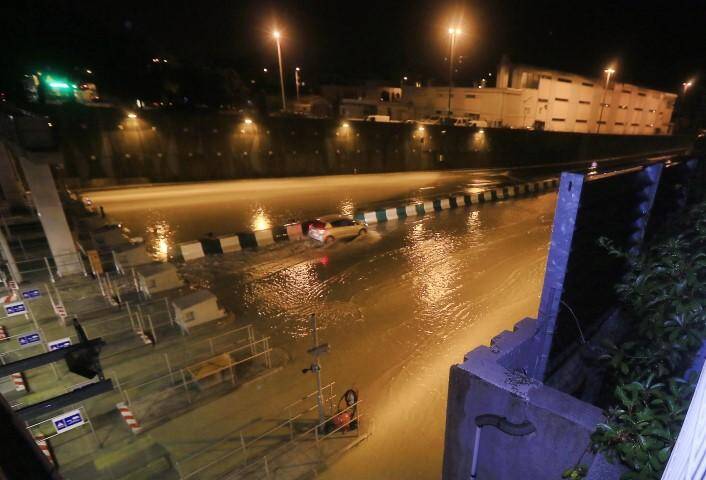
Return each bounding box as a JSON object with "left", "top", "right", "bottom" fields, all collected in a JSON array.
[
  {"left": 308, "top": 215, "right": 368, "bottom": 243},
  {"left": 364, "top": 115, "right": 391, "bottom": 122}
]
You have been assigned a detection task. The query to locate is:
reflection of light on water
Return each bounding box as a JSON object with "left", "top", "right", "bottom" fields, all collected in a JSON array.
[
  {"left": 404, "top": 222, "right": 457, "bottom": 310},
  {"left": 146, "top": 219, "right": 175, "bottom": 261},
  {"left": 338, "top": 199, "right": 355, "bottom": 217},
  {"left": 251, "top": 206, "right": 272, "bottom": 231}
]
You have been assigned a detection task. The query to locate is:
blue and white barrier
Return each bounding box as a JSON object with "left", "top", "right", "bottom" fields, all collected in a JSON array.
[{"left": 178, "top": 178, "right": 559, "bottom": 261}]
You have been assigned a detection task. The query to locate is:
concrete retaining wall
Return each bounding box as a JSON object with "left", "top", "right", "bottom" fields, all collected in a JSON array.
[
  {"left": 33, "top": 105, "right": 693, "bottom": 186},
  {"left": 443, "top": 318, "right": 606, "bottom": 480}
]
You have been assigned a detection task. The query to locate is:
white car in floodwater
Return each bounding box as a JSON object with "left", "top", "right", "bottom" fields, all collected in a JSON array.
[{"left": 308, "top": 215, "right": 368, "bottom": 243}]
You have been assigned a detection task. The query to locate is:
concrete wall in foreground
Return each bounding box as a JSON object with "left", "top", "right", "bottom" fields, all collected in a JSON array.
[
  {"left": 443, "top": 318, "right": 605, "bottom": 480},
  {"left": 34, "top": 105, "right": 694, "bottom": 187}
]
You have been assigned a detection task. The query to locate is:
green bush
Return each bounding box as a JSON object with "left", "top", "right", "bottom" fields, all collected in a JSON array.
[{"left": 591, "top": 201, "right": 706, "bottom": 479}]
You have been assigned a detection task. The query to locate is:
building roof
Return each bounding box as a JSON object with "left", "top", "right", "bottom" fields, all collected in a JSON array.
[
  {"left": 138, "top": 262, "right": 177, "bottom": 277},
  {"left": 172, "top": 289, "right": 216, "bottom": 310}
]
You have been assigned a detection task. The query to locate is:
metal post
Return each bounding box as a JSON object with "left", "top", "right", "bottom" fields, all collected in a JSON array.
[
  {"left": 164, "top": 297, "right": 174, "bottom": 325},
  {"left": 180, "top": 369, "right": 191, "bottom": 404},
  {"left": 83, "top": 406, "right": 102, "bottom": 448},
  {"left": 111, "top": 250, "right": 122, "bottom": 275},
  {"left": 239, "top": 432, "right": 247, "bottom": 463},
  {"left": 17, "top": 236, "right": 27, "bottom": 259},
  {"left": 247, "top": 325, "right": 256, "bottom": 356},
  {"left": 97, "top": 273, "right": 106, "bottom": 298},
  {"left": 264, "top": 338, "right": 272, "bottom": 368},
  {"left": 147, "top": 314, "right": 157, "bottom": 344},
  {"left": 229, "top": 357, "right": 236, "bottom": 385},
  {"left": 43, "top": 257, "right": 55, "bottom": 283},
  {"left": 305, "top": 314, "right": 327, "bottom": 428},
  {"left": 126, "top": 302, "right": 135, "bottom": 331},
  {"left": 164, "top": 353, "right": 174, "bottom": 384},
  {"left": 76, "top": 252, "right": 88, "bottom": 277},
  {"left": 209, "top": 338, "right": 215, "bottom": 356},
  {"left": 264, "top": 456, "right": 270, "bottom": 478}
]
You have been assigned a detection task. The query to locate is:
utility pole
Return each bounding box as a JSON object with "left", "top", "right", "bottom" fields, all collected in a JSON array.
[{"left": 302, "top": 313, "right": 329, "bottom": 428}]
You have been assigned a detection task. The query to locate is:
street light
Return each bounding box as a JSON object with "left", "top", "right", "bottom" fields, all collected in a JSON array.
[
  {"left": 597, "top": 67, "right": 615, "bottom": 134},
  {"left": 401, "top": 75, "right": 408, "bottom": 89},
  {"left": 295, "top": 67, "right": 301, "bottom": 101},
  {"left": 683, "top": 80, "right": 693, "bottom": 95},
  {"left": 272, "top": 30, "right": 286, "bottom": 111},
  {"left": 447, "top": 27, "right": 462, "bottom": 118}
]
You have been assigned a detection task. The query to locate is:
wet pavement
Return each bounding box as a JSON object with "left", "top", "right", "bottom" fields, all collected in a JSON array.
[
  {"left": 175, "top": 191, "right": 557, "bottom": 479},
  {"left": 80, "top": 168, "right": 558, "bottom": 255}
]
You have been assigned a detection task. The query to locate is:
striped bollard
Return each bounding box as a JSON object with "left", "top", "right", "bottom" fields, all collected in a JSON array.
[
  {"left": 0, "top": 325, "right": 7, "bottom": 341},
  {"left": 12, "top": 372, "right": 27, "bottom": 392},
  {"left": 34, "top": 433, "right": 55, "bottom": 465},
  {"left": 116, "top": 402, "right": 142, "bottom": 434}
]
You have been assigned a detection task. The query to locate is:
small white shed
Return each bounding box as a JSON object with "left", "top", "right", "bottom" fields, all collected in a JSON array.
[
  {"left": 172, "top": 289, "right": 227, "bottom": 333},
  {"left": 137, "top": 263, "right": 183, "bottom": 297},
  {"left": 113, "top": 243, "right": 153, "bottom": 271}
]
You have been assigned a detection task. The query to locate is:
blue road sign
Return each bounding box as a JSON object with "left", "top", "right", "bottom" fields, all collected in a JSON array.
[
  {"left": 48, "top": 337, "right": 72, "bottom": 351},
  {"left": 4, "top": 301, "right": 27, "bottom": 317},
  {"left": 21, "top": 289, "right": 41, "bottom": 300},
  {"left": 18, "top": 332, "right": 41, "bottom": 347},
  {"left": 51, "top": 409, "right": 85, "bottom": 434}
]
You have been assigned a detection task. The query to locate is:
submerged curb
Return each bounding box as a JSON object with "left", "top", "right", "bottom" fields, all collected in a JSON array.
[{"left": 177, "top": 178, "right": 559, "bottom": 262}]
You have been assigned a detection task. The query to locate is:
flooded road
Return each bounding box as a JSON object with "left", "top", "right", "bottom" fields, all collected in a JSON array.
[
  {"left": 174, "top": 192, "right": 556, "bottom": 479},
  {"left": 81, "top": 168, "right": 557, "bottom": 252}
]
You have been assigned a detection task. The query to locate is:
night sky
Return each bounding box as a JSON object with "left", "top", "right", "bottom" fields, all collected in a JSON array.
[{"left": 2, "top": 0, "right": 705, "bottom": 93}]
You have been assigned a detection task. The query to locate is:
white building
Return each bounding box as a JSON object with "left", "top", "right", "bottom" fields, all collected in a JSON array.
[{"left": 335, "top": 62, "right": 677, "bottom": 135}]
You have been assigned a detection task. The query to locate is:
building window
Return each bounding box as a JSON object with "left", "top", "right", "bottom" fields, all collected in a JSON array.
[
  {"left": 555, "top": 98, "right": 569, "bottom": 102},
  {"left": 619, "top": 105, "right": 628, "bottom": 109},
  {"left": 597, "top": 121, "right": 606, "bottom": 125},
  {"left": 582, "top": 82, "right": 594, "bottom": 87},
  {"left": 552, "top": 118, "right": 565, "bottom": 122},
  {"left": 634, "top": 108, "right": 643, "bottom": 111},
  {"left": 575, "top": 119, "right": 588, "bottom": 123},
  {"left": 538, "top": 98, "right": 549, "bottom": 103},
  {"left": 557, "top": 78, "right": 572, "bottom": 83},
  {"left": 649, "top": 109, "right": 656, "bottom": 113},
  {"left": 631, "top": 123, "right": 639, "bottom": 126},
  {"left": 638, "top": 92, "right": 646, "bottom": 97},
  {"left": 615, "top": 122, "right": 624, "bottom": 125},
  {"left": 622, "top": 90, "right": 631, "bottom": 94},
  {"left": 601, "top": 103, "right": 610, "bottom": 108},
  {"left": 578, "top": 100, "right": 591, "bottom": 105},
  {"left": 540, "top": 74, "right": 551, "bottom": 79},
  {"left": 465, "top": 94, "right": 476, "bottom": 99}
]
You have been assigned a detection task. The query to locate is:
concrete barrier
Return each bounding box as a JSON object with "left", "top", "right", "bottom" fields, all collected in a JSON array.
[
  {"left": 175, "top": 178, "right": 559, "bottom": 264},
  {"left": 179, "top": 241, "right": 205, "bottom": 262}
]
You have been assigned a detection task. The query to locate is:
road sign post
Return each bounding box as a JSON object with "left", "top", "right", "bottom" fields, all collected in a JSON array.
[{"left": 303, "top": 313, "right": 330, "bottom": 429}]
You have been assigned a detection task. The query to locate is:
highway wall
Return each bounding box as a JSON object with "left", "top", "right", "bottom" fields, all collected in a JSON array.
[{"left": 41, "top": 105, "right": 693, "bottom": 187}]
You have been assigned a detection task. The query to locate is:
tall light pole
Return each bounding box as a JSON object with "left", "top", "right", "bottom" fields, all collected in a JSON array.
[
  {"left": 295, "top": 67, "right": 301, "bottom": 101},
  {"left": 447, "top": 27, "right": 461, "bottom": 118},
  {"left": 273, "top": 30, "right": 286, "bottom": 111},
  {"left": 401, "top": 75, "right": 408, "bottom": 89},
  {"left": 596, "top": 67, "right": 615, "bottom": 134},
  {"left": 682, "top": 80, "right": 693, "bottom": 95}
]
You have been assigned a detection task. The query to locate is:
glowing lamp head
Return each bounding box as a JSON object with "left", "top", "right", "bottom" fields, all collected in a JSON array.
[
  {"left": 604, "top": 67, "right": 616, "bottom": 75},
  {"left": 127, "top": 112, "right": 137, "bottom": 119},
  {"left": 342, "top": 122, "right": 350, "bottom": 128},
  {"left": 448, "top": 27, "right": 461, "bottom": 35},
  {"left": 244, "top": 118, "right": 253, "bottom": 124},
  {"left": 273, "top": 30, "right": 281, "bottom": 39},
  {"left": 417, "top": 126, "right": 425, "bottom": 132},
  {"left": 295, "top": 67, "right": 301, "bottom": 72}
]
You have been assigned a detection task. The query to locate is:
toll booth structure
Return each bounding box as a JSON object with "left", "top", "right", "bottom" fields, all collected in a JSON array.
[
  {"left": 136, "top": 263, "right": 183, "bottom": 298},
  {"left": 172, "top": 289, "right": 228, "bottom": 334}
]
